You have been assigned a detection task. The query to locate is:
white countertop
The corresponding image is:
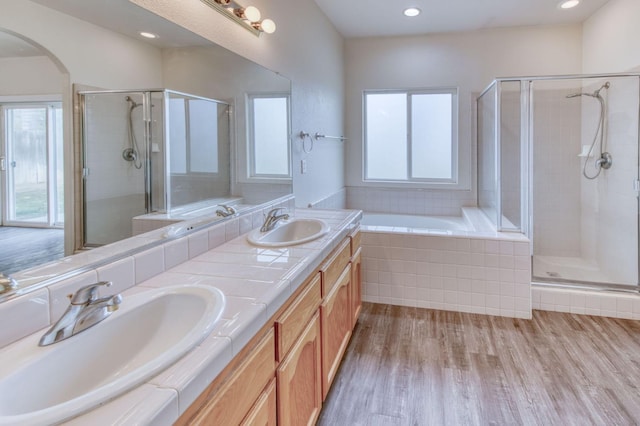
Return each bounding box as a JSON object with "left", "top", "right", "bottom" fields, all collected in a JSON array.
[{"left": 65, "top": 208, "right": 361, "bottom": 425}]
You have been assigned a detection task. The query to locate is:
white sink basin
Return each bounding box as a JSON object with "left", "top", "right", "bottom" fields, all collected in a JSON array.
[
  {"left": 0, "top": 285, "right": 225, "bottom": 425},
  {"left": 247, "top": 218, "right": 330, "bottom": 247}
]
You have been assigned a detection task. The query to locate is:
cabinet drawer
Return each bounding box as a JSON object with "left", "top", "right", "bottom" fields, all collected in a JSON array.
[
  {"left": 320, "top": 238, "right": 351, "bottom": 297},
  {"left": 241, "top": 378, "right": 277, "bottom": 426},
  {"left": 350, "top": 227, "right": 361, "bottom": 256},
  {"left": 275, "top": 273, "right": 321, "bottom": 361},
  {"left": 189, "top": 329, "right": 276, "bottom": 425}
]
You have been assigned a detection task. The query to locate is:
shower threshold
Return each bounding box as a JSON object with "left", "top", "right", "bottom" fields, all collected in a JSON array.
[{"left": 533, "top": 255, "right": 638, "bottom": 292}]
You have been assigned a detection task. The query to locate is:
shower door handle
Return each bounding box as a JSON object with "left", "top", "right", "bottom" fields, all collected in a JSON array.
[{"left": 0, "top": 156, "right": 5, "bottom": 171}]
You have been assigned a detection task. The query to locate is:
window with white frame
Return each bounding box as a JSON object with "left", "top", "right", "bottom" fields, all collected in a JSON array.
[
  {"left": 248, "top": 93, "right": 291, "bottom": 178},
  {"left": 364, "top": 88, "right": 458, "bottom": 183}
]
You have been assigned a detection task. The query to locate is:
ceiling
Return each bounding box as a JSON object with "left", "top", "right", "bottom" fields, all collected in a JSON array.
[
  {"left": 313, "top": 0, "right": 612, "bottom": 38},
  {"left": 26, "top": 0, "right": 210, "bottom": 49},
  {"left": 1, "top": 0, "right": 613, "bottom": 57}
]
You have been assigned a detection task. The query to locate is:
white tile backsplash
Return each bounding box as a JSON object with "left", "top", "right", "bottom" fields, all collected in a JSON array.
[{"left": 0, "top": 289, "right": 50, "bottom": 348}]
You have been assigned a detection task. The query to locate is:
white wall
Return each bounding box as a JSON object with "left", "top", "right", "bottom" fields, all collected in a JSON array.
[
  {"left": 0, "top": 1, "right": 163, "bottom": 89},
  {"left": 0, "top": 56, "right": 62, "bottom": 96},
  {"left": 131, "top": 0, "right": 346, "bottom": 208},
  {"left": 582, "top": 0, "right": 640, "bottom": 73},
  {"left": 345, "top": 24, "right": 583, "bottom": 213}
]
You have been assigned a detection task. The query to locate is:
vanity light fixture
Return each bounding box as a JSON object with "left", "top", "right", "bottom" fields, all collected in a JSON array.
[
  {"left": 403, "top": 7, "right": 421, "bottom": 17},
  {"left": 559, "top": 0, "right": 580, "bottom": 9},
  {"left": 201, "top": 0, "right": 276, "bottom": 36}
]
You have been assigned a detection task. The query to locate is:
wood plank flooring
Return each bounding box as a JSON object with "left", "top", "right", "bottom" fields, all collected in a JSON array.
[
  {"left": 0, "top": 226, "right": 64, "bottom": 275},
  {"left": 318, "top": 303, "right": 640, "bottom": 425}
]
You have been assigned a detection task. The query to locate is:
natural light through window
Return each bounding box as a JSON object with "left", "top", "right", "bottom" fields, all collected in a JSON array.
[
  {"left": 364, "top": 89, "right": 457, "bottom": 183},
  {"left": 249, "top": 94, "right": 290, "bottom": 178}
]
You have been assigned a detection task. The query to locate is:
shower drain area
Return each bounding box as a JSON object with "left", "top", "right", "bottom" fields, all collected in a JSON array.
[{"left": 533, "top": 255, "right": 618, "bottom": 285}]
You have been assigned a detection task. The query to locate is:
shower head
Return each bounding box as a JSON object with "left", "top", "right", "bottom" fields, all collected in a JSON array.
[
  {"left": 125, "top": 96, "right": 141, "bottom": 109},
  {"left": 593, "top": 81, "right": 610, "bottom": 97},
  {"left": 566, "top": 82, "right": 610, "bottom": 99}
]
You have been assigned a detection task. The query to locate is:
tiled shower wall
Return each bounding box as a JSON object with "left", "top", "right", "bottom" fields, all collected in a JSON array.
[
  {"left": 361, "top": 230, "right": 531, "bottom": 319},
  {"left": 581, "top": 77, "right": 639, "bottom": 284},
  {"left": 346, "top": 187, "right": 476, "bottom": 216},
  {"left": 532, "top": 86, "right": 582, "bottom": 258}
]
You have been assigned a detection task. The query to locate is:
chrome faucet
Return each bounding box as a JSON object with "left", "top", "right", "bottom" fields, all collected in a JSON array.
[
  {"left": 0, "top": 274, "right": 17, "bottom": 295},
  {"left": 39, "top": 281, "right": 122, "bottom": 346},
  {"left": 260, "top": 208, "right": 290, "bottom": 232},
  {"left": 216, "top": 204, "right": 237, "bottom": 217}
]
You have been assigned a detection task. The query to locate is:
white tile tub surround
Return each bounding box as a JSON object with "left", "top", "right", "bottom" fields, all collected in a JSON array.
[
  {"left": 361, "top": 209, "right": 531, "bottom": 319},
  {"left": 347, "top": 186, "right": 476, "bottom": 216},
  {"left": 0, "top": 204, "right": 360, "bottom": 424},
  {"left": 308, "top": 188, "right": 347, "bottom": 209},
  {"left": 532, "top": 286, "right": 640, "bottom": 320}
]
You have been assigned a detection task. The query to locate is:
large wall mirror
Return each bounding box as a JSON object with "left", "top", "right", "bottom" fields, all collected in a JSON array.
[{"left": 0, "top": 0, "right": 292, "bottom": 298}]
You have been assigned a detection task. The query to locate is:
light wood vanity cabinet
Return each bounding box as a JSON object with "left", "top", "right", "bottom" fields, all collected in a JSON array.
[
  {"left": 178, "top": 329, "right": 276, "bottom": 426},
  {"left": 181, "top": 228, "right": 362, "bottom": 425},
  {"left": 241, "top": 378, "right": 277, "bottom": 426},
  {"left": 276, "top": 311, "right": 322, "bottom": 426},
  {"left": 350, "top": 228, "right": 362, "bottom": 329},
  {"left": 275, "top": 273, "right": 322, "bottom": 426}
]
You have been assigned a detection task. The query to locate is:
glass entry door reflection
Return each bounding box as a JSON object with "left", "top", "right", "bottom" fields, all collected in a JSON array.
[{"left": 2, "top": 104, "right": 63, "bottom": 226}]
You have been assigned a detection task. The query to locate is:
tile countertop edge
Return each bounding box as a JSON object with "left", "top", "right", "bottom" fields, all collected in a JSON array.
[{"left": 73, "top": 208, "right": 362, "bottom": 425}]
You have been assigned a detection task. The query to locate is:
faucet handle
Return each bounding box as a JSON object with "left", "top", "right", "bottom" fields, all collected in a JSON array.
[
  {"left": 267, "top": 207, "right": 285, "bottom": 217},
  {"left": 70, "top": 281, "right": 112, "bottom": 305}
]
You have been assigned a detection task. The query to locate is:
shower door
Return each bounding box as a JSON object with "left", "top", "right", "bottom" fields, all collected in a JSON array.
[
  {"left": 81, "top": 91, "right": 148, "bottom": 247},
  {"left": 530, "top": 76, "right": 640, "bottom": 289}
]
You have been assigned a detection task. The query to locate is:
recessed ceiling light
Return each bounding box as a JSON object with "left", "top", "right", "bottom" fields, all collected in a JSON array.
[
  {"left": 559, "top": 0, "right": 580, "bottom": 9},
  {"left": 139, "top": 31, "right": 158, "bottom": 39},
  {"left": 403, "top": 7, "right": 421, "bottom": 17}
]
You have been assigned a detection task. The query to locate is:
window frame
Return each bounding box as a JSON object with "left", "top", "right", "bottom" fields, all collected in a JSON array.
[
  {"left": 363, "top": 87, "right": 459, "bottom": 185},
  {"left": 247, "top": 92, "right": 292, "bottom": 180}
]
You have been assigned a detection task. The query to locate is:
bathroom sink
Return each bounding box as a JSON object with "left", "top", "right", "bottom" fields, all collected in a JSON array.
[
  {"left": 247, "top": 218, "right": 330, "bottom": 247},
  {"left": 0, "top": 284, "right": 225, "bottom": 425}
]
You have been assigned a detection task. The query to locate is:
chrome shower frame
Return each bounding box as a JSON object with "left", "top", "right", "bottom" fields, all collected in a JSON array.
[{"left": 477, "top": 72, "right": 640, "bottom": 292}]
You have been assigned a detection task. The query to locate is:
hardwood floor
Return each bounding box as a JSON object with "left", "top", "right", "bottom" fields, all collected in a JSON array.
[
  {"left": 318, "top": 303, "right": 640, "bottom": 425},
  {"left": 0, "top": 226, "right": 64, "bottom": 275}
]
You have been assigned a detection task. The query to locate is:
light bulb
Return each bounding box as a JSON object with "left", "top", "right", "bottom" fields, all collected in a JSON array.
[
  {"left": 243, "top": 6, "right": 261, "bottom": 22},
  {"left": 559, "top": 0, "right": 580, "bottom": 9},
  {"left": 139, "top": 31, "right": 157, "bottom": 39},
  {"left": 403, "top": 7, "right": 421, "bottom": 17},
  {"left": 260, "top": 19, "right": 276, "bottom": 34}
]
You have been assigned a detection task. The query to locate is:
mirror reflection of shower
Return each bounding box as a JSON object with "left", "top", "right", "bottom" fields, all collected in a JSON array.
[
  {"left": 566, "top": 81, "right": 611, "bottom": 179},
  {"left": 123, "top": 95, "right": 143, "bottom": 169}
]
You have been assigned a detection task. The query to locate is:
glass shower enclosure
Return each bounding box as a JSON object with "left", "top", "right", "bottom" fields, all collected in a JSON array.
[
  {"left": 477, "top": 74, "right": 640, "bottom": 291},
  {"left": 80, "top": 89, "right": 230, "bottom": 247}
]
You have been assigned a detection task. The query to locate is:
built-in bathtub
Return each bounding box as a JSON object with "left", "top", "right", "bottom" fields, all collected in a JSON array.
[
  {"left": 361, "top": 213, "right": 470, "bottom": 232},
  {"left": 359, "top": 208, "right": 532, "bottom": 319}
]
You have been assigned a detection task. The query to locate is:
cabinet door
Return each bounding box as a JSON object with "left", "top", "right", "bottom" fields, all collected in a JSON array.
[
  {"left": 187, "top": 329, "right": 275, "bottom": 425},
  {"left": 351, "top": 247, "right": 362, "bottom": 328},
  {"left": 277, "top": 311, "right": 322, "bottom": 426},
  {"left": 320, "top": 264, "right": 352, "bottom": 400},
  {"left": 241, "top": 378, "right": 277, "bottom": 426}
]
